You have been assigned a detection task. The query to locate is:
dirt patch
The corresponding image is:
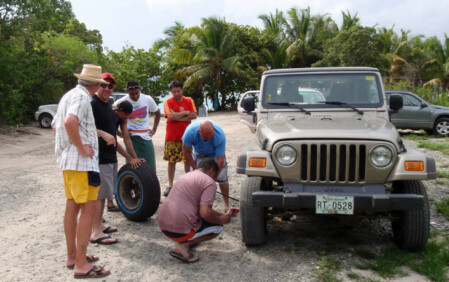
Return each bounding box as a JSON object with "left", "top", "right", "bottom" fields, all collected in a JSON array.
[{"left": 0, "top": 111, "right": 443, "bottom": 281}]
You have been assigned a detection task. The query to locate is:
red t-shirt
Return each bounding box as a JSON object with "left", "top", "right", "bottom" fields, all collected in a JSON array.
[{"left": 164, "top": 96, "right": 197, "bottom": 141}]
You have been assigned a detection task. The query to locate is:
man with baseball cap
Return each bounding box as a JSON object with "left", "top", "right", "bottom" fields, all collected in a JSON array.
[
  {"left": 90, "top": 73, "right": 145, "bottom": 246},
  {"left": 116, "top": 80, "right": 161, "bottom": 173},
  {"left": 51, "top": 64, "right": 110, "bottom": 278}
]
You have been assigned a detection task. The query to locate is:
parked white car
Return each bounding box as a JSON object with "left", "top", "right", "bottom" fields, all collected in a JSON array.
[{"left": 35, "top": 104, "right": 58, "bottom": 128}]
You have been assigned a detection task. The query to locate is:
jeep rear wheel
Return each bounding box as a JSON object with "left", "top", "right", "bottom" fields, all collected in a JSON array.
[
  {"left": 240, "top": 176, "right": 266, "bottom": 246},
  {"left": 116, "top": 163, "right": 160, "bottom": 222},
  {"left": 391, "top": 180, "right": 429, "bottom": 251}
]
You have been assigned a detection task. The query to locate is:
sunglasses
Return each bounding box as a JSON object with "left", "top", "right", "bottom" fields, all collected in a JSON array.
[
  {"left": 127, "top": 86, "right": 139, "bottom": 90},
  {"left": 100, "top": 84, "right": 114, "bottom": 89}
]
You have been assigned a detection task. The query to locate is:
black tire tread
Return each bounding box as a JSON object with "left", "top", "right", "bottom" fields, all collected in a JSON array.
[
  {"left": 117, "top": 163, "right": 160, "bottom": 222},
  {"left": 391, "top": 180, "right": 430, "bottom": 251},
  {"left": 240, "top": 176, "right": 266, "bottom": 245}
]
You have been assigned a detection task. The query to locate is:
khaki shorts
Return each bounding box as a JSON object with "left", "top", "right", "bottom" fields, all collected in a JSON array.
[
  {"left": 163, "top": 141, "right": 185, "bottom": 163},
  {"left": 63, "top": 170, "right": 100, "bottom": 204}
]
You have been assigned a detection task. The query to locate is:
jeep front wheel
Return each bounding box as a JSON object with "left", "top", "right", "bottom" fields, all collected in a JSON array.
[
  {"left": 391, "top": 180, "right": 430, "bottom": 251},
  {"left": 240, "top": 176, "right": 266, "bottom": 246}
]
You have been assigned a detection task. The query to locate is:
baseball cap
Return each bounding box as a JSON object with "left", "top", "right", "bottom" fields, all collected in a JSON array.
[
  {"left": 113, "top": 99, "right": 133, "bottom": 114},
  {"left": 102, "top": 72, "right": 116, "bottom": 84}
]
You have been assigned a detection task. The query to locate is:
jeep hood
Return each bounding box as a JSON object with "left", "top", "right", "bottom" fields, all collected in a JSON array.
[{"left": 257, "top": 116, "right": 401, "bottom": 151}]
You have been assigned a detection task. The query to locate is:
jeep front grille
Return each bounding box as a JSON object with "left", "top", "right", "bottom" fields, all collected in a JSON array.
[{"left": 299, "top": 143, "right": 366, "bottom": 183}]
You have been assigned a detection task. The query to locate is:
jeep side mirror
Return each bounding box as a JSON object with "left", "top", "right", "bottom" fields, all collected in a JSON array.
[
  {"left": 389, "top": 94, "right": 403, "bottom": 111},
  {"left": 242, "top": 95, "right": 255, "bottom": 113}
]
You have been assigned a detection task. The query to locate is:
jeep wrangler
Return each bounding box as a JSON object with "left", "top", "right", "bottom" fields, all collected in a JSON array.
[{"left": 237, "top": 67, "right": 436, "bottom": 251}]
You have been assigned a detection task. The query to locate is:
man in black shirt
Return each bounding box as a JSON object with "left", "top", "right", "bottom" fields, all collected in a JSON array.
[{"left": 90, "top": 72, "right": 144, "bottom": 245}]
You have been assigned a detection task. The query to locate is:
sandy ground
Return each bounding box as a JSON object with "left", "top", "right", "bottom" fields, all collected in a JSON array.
[{"left": 0, "top": 111, "right": 440, "bottom": 281}]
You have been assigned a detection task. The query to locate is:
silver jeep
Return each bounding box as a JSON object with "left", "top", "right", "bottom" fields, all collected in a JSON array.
[{"left": 237, "top": 67, "right": 436, "bottom": 251}]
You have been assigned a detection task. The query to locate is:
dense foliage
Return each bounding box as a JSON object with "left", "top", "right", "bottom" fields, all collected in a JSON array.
[{"left": 1, "top": 2, "right": 448, "bottom": 124}]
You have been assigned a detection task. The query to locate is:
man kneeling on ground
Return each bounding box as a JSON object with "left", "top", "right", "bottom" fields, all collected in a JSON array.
[{"left": 156, "top": 158, "right": 239, "bottom": 263}]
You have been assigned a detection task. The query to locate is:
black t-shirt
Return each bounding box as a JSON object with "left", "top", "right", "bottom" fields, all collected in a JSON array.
[{"left": 91, "top": 95, "right": 117, "bottom": 164}]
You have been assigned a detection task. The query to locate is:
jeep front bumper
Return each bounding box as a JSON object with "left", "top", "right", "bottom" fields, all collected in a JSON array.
[{"left": 252, "top": 191, "right": 424, "bottom": 211}]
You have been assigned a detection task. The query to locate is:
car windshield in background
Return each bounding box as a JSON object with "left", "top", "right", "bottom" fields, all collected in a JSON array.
[{"left": 263, "top": 73, "right": 382, "bottom": 108}]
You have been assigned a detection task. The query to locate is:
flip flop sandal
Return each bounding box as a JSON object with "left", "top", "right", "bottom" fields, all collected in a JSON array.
[
  {"left": 90, "top": 235, "right": 118, "bottom": 245},
  {"left": 74, "top": 265, "right": 110, "bottom": 279},
  {"left": 67, "top": 254, "right": 99, "bottom": 269},
  {"left": 103, "top": 226, "right": 118, "bottom": 233},
  {"left": 169, "top": 251, "right": 199, "bottom": 263},
  {"left": 107, "top": 205, "right": 121, "bottom": 212}
]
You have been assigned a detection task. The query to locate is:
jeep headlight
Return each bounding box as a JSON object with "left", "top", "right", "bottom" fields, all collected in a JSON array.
[
  {"left": 369, "top": 145, "right": 393, "bottom": 167},
  {"left": 275, "top": 145, "right": 297, "bottom": 166}
]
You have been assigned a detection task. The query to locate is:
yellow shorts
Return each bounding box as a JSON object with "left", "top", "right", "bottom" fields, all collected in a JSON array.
[
  {"left": 163, "top": 140, "right": 185, "bottom": 163},
  {"left": 63, "top": 170, "right": 100, "bottom": 204}
]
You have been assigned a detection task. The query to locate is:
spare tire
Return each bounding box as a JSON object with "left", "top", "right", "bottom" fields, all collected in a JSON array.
[{"left": 116, "top": 163, "right": 160, "bottom": 222}]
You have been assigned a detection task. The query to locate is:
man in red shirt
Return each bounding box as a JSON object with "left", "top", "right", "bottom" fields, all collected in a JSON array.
[{"left": 163, "top": 81, "right": 197, "bottom": 196}]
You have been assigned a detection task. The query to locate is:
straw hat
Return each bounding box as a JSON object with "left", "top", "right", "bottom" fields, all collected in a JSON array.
[{"left": 74, "top": 64, "right": 107, "bottom": 83}]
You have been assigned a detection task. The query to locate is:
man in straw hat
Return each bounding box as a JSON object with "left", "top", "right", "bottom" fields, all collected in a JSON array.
[{"left": 51, "top": 64, "right": 111, "bottom": 279}]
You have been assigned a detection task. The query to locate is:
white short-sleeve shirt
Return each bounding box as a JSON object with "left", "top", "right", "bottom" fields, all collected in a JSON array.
[
  {"left": 119, "top": 94, "right": 159, "bottom": 141},
  {"left": 52, "top": 85, "right": 99, "bottom": 172}
]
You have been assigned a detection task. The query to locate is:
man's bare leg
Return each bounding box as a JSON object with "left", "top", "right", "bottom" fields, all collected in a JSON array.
[
  {"left": 91, "top": 199, "right": 117, "bottom": 243},
  {"left": 74, "top": 200, "right": 108, "bottom": 275},
  {"left": 65, "top": 199, "right": 80, "bottom": 267},
  {"left": 219, "top": 183, "right": 230, "bottom": 211},
  {"left": 175, "top": 233, "right": 219, "bottom": 258},
  {"left": 168, "top": 162, "right": 176, "bottom": 187},
  {"left": 184, "top": 161, "right": 190, "bottom": 173}
]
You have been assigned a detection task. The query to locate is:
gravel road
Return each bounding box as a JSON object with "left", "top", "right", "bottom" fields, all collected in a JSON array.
[{"left": 0, "top": 111, "right": 446, "bottom": 281}]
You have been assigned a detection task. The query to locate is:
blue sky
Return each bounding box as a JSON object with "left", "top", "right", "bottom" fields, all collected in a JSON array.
[{"left": 70, "top": 0, "right": 449, "bottom": 52}]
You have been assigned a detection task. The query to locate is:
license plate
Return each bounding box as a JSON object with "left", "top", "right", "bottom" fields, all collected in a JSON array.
[{"left": 316, "top": 195, "right": 354, "bottom": 215}]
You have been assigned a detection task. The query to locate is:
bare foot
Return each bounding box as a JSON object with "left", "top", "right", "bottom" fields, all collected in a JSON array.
[{"left": 175, "top": 242, "right": 192, "bottom": 258}]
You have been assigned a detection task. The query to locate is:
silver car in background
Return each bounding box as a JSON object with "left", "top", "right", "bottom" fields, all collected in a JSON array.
[
  {"left": 35, "top": 104, "right": 58, "bottom": 128},
  {"left": 386, "top": 90, "right": 449, "bottom": 136}
]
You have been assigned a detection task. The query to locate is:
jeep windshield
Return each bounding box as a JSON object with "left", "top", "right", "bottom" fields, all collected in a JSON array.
[{"left": 262, "top": 72, "right": 382, "bottom": 109}]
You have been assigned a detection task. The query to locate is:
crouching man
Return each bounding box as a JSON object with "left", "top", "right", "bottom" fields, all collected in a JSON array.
[{"left": 156, "top": 158, "right": 239, "bottom": 263}]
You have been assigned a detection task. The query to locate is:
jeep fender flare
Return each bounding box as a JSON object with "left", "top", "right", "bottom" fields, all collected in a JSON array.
[
  {"left": 386, "top": 148, "right": 436, "bottom": 181},
  {"left": 236, "top": 146, "right": 280, "bottom": 178}
]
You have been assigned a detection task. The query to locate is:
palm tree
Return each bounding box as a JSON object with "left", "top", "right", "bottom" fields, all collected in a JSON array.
[
  {"left": 421, "top": 35, "right": 449, "bottom": 89},
  {"left": 171, "top": 17, "right": 244, "bottom": 110},
  {"left": 341, "top": 10, "right": 360, "bottom": 31},
  {"left": 283, "top": 7, "right": 335, "bottom": 67}
]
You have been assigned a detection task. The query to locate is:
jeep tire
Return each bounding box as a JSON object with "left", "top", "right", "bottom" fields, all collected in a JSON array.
[
  {"left": 391, "top": 180, "right": 430, "bottom": 251},
  {"left": 116, "top": 163, "right": 160, "bottom": 222},
  {"left": 240, "top": 176, "right": 267, "bottom": 245}
]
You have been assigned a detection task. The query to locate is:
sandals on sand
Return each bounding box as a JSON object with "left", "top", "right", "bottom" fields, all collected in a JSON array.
[
  {"left": 67, "top": 254, "right": 99, "bottom": 269},
  {"left": 163, "top": 187, "right": 171, "bottom": 197},
  {"left": 103, "top": 226, "right": 118, "bottom": 233},
  {"left": 74, "top": 265, "right": 110, "bottom": 279},
  {"left": 90, "top": 235, "right": 118, "bottom": 245},
  {"left": 169, "top": 251, "right": 199, "bottom": 263},
  {"left": 107, "top": 205, "right": 121, "bottom": 212}
]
